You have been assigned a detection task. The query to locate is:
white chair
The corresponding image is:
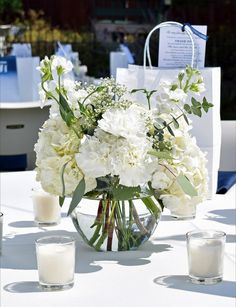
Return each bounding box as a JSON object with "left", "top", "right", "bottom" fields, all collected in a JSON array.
[
  {"left": 0, "top": 57, "right": 40, "bottom": 102},
  {"left": 220, "top": 120, "right": 236, "bottom": 171},
  {"left": 0, "top": 103, "right": 50, "bottom": 171}
]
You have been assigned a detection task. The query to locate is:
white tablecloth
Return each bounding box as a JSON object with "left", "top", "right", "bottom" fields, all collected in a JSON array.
[{"left": 0, "top": 171, "right": 235, "bottom": 307}]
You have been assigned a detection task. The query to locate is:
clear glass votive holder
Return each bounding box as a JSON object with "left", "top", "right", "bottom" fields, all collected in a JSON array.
[
  {"left": 36, "top": 236, "right": 76, "bottom": 290},
  {"left": 32, "top": 189, "right": 61, "bottom": 226},
  {"left": 0, "top": 212, "right": 3, "bottom": 255},
  {"left": 170, "top": 203, "right": 196, "bottom": 220},
  {"left": 186, "top": 230, "right": 226, "bottom": 284}
]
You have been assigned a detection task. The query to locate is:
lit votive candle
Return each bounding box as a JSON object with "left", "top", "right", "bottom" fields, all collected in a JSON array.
[
  {"left": 32, "top": 189, "right": 61, "bottom": 226},
  {"left": 186, "top": 230, "right": 226, "bottom": 284},
  {"left": 0, "top": 212, "right": 3, "bottom": 254},
  {"left": 36, "top": 236, "right": 76, "bottom": 290}
]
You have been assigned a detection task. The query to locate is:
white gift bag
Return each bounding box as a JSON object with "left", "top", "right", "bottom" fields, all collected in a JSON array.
[
  {"left": 116, "top": 21, "right": 221, "bottom": 198},
  {"left": 110, "top": 51, "right": 128, "bottom": 78},
  {"left": 16, "top": 57, "right": 41, "bottom": 101}
]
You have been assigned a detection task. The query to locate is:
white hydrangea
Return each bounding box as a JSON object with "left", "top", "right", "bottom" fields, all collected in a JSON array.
[
  {"left": 76, "top": 127, "right": 158, "bottom": 187},
  {"left": 150, "top": 130, "right": 208, "bottom": 211},
  {"left": 34, "top": 116, "right": 93, "bottom": 196},
  {"left": 152, "top": 170, "right": 172, "bottom": 190}
]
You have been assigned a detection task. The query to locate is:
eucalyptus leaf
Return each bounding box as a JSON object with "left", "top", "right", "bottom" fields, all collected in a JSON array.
[
  {"left": 60, "top": 161, "right": 70, "bottom": 198},
  {"left": 157, "top": 132, "right": 164, "bottom": 141},
  {"left": 148, "top": 150, "right": 172, "bottom": 160},
  {"left": 176, "top": 174, "right": 198, "bottom": 197},
  {"left": 171, "top": 116, "right": 179, "bottom": 128},
  {"left": 67, "top": 178, "right": 85, "bottom": 216},
  {"left": 59, "top": 93, "right": 75, "bottom": 126},
  {"left": 184, "top": 104, "right": 192, "bottom": 114},
  {"left": 167, "top": 125, "right": 175, "bottom": 136},
  {"left": 183, "top": 113, "right": 189, "bottom": 125}
]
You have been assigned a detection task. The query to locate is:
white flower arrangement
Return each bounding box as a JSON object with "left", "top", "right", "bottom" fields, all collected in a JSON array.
[{"left": 35, "top": 55, "right": 213, "bottom": 219}]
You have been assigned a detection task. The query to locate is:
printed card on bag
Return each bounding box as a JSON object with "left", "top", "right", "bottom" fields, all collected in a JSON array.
[{"left": 158, "top": 25, "right": 207, "bottom": 68}]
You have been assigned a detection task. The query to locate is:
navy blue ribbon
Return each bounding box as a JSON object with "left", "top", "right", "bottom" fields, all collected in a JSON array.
[{"left": 182, "top": 23, "right": 209, "bottom": 41}]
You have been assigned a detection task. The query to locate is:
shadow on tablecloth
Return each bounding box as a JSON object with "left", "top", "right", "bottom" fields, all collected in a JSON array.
[
  {"left": 153, "top": 275, "right": 236, "bottom": 298},
  {"left": 1, "top": 230, "right": 172, "bottom": 274},
  {"left": 205, "top": 209, "right": 236, "bottom": 226},
  {"left": 4, "top": 282, "right": 43, "bottom": 293}
]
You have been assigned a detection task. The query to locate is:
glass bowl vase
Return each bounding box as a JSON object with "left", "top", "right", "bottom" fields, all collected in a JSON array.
[{"left": 71, "top": 197, "right": 161, "bottom": 252}]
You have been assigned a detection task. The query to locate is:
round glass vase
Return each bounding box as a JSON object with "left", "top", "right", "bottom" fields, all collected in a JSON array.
[{"left": 71, "top": 197, "right": 162, "bottom": 252}]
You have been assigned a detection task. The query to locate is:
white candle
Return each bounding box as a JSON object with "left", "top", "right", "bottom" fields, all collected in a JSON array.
[
  {"left": 188, "top": 239, "right": 224, "bottom": 278},
  {"left": 36, "top": 236, "right": 75, "bottom": 289},
  {"left": 0, "top": 213, "right": 3, "bottom": 254},
  {"left": 32, "top": 190, "right": 60, "bottom": 225},
  {"left": 187, "top": 230, "right": 226, "bottom": 284},
  {"left": 37, "top": 244, "right": 75, "bottom": 284}
]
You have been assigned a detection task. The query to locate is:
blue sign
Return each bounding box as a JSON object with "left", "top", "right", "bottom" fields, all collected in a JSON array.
[
  {"left": 0, "top": 56, "right": 19, "bottom": 102},
  {"left": 0, "top": 56, "right": 17, "bottom": 74}
]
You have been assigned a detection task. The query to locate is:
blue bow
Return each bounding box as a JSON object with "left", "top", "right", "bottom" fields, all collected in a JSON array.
[{"left": 182, "top": 23, "right": 209, "bottom": 41}]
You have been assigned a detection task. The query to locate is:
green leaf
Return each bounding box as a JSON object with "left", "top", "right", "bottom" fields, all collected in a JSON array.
[
  {"left": 113, "top": 185, "right": 141, "bottom": 201},
  {"left": 148, "top": 150, "right": 172, "bottom": 160},
  {"left": 178, "top": 72, "right": 185, "bottom": 82},
  {"left": 170, "top": 84, "right": 178, "bottom": 91},
  {"left": 191, "top": 106, "right": 202, "bottom": 117},
  {"left": 171, "top": 116, "right": 179, "bottom": 128},
  {"left": 184, "top": 104, "right": 192, "bottom": 114},
  {"left": 141, "top": 197, "right": 161, "bottom": 219},
  {"left": 191, "top": 97, "right": 201, "bottom": 107},
  {"left": 131, "top": 88, "right": 145, "bottom": 94},
  {"left": 147, "top": 90, "right": 157, "bottom": 97},
  {"left": 202, "top": 97, "right": 214, "bottom": 113},
  {"left": 60, "top": 161, "right": 70, "bottom": 199},
  {"left": 59, "top": 93, "right": 75, "bottom": 126},
  {"left": 157, "top": 132, "right": 164, "bottom": 141},
  {"left": 176, "top": 174, "right": 198, "bottom": 197},
  {"left": 183, "top": 113, "right": 189, "bottom": 125},
  {"left": 59, "top": 196, "right": 65, "bottom": 207},
  {"left": 167, "top": 125, "right": 175, "bottom": 136},
  {"left": 96, "top": 86, "right": 106, "bottom": 92},
  {"left": 155, "top": 118, "right": 165, "bottom": 125},
  {"left": 67, "top": 178, "right": 85, "bottom": 216},
  {"left": 190, "top": 83, "right": 199, "bottom": 92}
]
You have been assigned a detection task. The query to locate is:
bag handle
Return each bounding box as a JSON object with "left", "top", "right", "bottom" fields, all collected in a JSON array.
[{"left": 143, "top": 21, "right": 196, "bottom": 69}]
